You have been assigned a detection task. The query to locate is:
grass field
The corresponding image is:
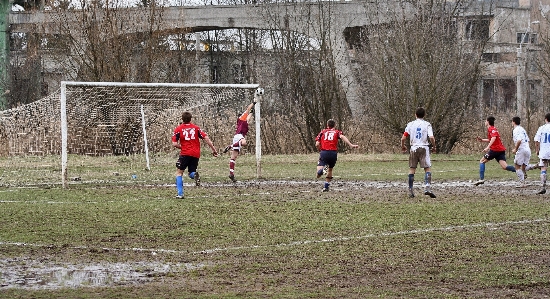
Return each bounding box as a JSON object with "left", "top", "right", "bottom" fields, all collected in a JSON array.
[{"left": 1, "top": 153, "right": 550, "bottom": 298}]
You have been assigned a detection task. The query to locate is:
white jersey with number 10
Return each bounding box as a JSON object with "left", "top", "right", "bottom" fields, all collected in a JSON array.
[{"left": 534, "top": 123, "right": 550, "bottom": 159}]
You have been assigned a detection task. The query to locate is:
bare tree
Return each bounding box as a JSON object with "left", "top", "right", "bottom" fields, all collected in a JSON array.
[
  {"left": 354, "top": 0, "right": 490, "bottom": 153},
  {"left": 48, "top": 0, "right": 167, "bottom": 82},
  {"left": 6, "top": 32, "right": 45, "bottom": 107},
  {"left": 260, "top": 1, "right": 351, "bottom": 153},
  {"left": 535, "top": 18, "right": 550, "bottom": 116}
]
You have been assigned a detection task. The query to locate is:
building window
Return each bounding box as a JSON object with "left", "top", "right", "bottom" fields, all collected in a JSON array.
[
  {"left": 465, "top": 19, "right": 490, "bottom": 41},
  {"left": 343, "top": 26, "right": 368, "bottom": 50},
  {"left": 481, "top": 53, "right": 500, "bottom": 63},
  {"left": 232, "top": 63, "right": 247, "bottom": 84},
  {"left": 527, "top": 80, "right": 542, "bottom": 111},
  {"left": 482, "top": 79, "right": 515, "bottom": 111},
  {"left": 211, "top": 65, "right": 219, "bottom": 83},
  {"left": 517, "top": 32, "right": 537, "bottom": 44}
]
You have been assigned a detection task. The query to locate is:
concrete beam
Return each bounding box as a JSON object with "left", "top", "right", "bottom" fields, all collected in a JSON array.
[{"left": 7, "top": 1, "right": 415, "bottom": 114}]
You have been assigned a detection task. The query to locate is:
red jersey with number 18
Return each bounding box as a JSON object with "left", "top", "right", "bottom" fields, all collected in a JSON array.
[
  {"left": 487, "top": 125, "right": 506, "bottom": 152},
  {"left": 172, "top": 123, "right": 207, "bottom": 158},
  {"left": 316, "top": 128, "right": 342, "bottom": 151}
]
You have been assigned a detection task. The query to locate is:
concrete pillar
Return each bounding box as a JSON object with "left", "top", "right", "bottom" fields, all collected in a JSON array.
[
  {"left": 0, "top": 0, "right": 9, "bottom": 109},
  {"left": 332, "top": 29, "right": 362, "bottom": 116}
]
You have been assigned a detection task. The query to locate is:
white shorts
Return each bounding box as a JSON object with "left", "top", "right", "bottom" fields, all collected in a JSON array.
[
  {"left": 537, "top": 159, "right": 550, "bottom": 168},
  {"left": 409, "top": 146, "right": 431, "bottom": 169},
  {"left": 232, "top": 134, "right": 245, "bottom": 151},
  {"left": 514, "top": 148, "right": 531, "bottom": 166}
]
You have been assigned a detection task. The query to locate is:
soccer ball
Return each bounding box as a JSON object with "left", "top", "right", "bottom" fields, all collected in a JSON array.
[{"left": 255, "top": 88, "right": 264, "bottom": 96}]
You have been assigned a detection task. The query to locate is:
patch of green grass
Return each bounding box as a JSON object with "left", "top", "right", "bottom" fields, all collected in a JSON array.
[
  {"left": 1, "top": 153, "right": 550, "bottom": 298},
  {"left": 0, "top": 152, "right": 516, "bottom": 186}
]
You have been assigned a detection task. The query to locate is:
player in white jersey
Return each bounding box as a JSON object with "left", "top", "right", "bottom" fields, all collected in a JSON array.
[
  {"left": 401, "top": 107, "right": 436, "bottom": 198},
  {"left": 511, "top": 117, "right": 534, "bottom": 188},
  {"left": 533, "top": 113, "right": 550, "bottom": 194}
]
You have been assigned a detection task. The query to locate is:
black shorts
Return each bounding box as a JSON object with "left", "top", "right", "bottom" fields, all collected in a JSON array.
[
  {"left": 484, "top": 150, "right": 506, "bottom": 162},
  {"left": 176, "top": 155, "right": 199, "bottom": 173},
  {"left": 318, "top": 150, "right": 338, "bottom": 168}
]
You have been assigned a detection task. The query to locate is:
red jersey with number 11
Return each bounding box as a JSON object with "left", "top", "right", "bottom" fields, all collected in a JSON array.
[
  {"left": 487, "top": 125, "right": 506, "bottom": 152},
  {"left": 316, "top": 128, "right": 342, "bottom": 151}
]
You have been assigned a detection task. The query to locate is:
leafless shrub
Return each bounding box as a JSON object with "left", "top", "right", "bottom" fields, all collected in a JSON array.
[{"left": 353, "top": 0, "right": 490, "bottom": 154}]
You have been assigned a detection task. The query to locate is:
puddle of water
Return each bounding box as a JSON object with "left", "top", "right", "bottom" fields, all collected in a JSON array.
[{"left": 0, "top": 258, "right": 206, "bottom": 290}]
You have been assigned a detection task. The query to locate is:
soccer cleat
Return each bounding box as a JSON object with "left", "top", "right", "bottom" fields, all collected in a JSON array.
[
  {"left": 175, "top": 195, "right": 184, "bottom": 199},
  {"left": 537, "top": 189, "right": 546, "bottom": 195},
  {"left": 409, "top": 193, "right": 415, "bottom": 198},
  {"left": 424, "top": 190, "right": 436, "bottom": 198},
  {"left": 474, "top": 179, "right": 485, "bottom": 186},
  {"left": 229, "top": 173, "right": 236, "bottom": 182},
  {"left": 322, "top": 164, "right": 329, "bottom": 175},
  {"left": 322, "top": 187, "right": 329, "bottom": 192},
  {"left": 194, "top": 172, "right": 200, "bottom": 187},
  {"left": 223, "top": 145, "right": 232, "bottom": 153}
]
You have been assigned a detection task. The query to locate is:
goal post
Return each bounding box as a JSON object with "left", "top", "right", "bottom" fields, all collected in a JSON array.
[{"left": 60, "top": 81, "right": 262, "bottom": 188}]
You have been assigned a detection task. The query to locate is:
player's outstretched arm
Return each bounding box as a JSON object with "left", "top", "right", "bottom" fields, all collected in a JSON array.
[
  {"left": 204, "top": 136, "right": 218, "bottom": 157},
  {"left": 341, "top": 135, "right": 359, "bottom": 149},
  {"left": 239, "top": 102, "right": 256, "bottom": 121},
  {"left": 246, "top": 102, "right": 255, "bottom": 113},
  {"left": 476, "top": 136, "right": 488, "bottom": 142}
]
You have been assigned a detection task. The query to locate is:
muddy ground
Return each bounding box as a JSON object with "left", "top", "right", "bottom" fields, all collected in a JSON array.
[{"left": 1, "top": 179, "right": 550, "bottom": 298}]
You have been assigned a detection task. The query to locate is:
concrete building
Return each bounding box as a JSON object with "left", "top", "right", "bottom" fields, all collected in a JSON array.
[{"left": 2, "top": 0, "right": 549, "bottom": 117}]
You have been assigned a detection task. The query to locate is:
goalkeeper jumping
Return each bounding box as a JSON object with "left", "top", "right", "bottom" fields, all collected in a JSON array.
[{"left": 223, "top": 100, "right": 256, "bottom": 182}]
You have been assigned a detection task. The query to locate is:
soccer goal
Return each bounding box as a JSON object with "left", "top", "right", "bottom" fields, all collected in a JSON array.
[{"left": 58, "top": 81, "right": 263, "bottom": 188}]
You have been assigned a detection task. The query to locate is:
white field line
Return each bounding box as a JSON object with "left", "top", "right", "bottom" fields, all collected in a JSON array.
[
  {"left": 0, "top": 178, "right": 532, "bottom": 193},
  {"left": 1, "top": 218, "right": 547, "bottom": 255}
]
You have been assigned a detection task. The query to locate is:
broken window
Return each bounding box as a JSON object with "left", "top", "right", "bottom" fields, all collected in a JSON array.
[
  {"left": 482, "top": 79, "right": 515, "bottom": 111},
  {"left": 465, "top": 19, "right": 490, "bottom": 41},
  {"left": 481, "top": 53, "right": 500, "bottom": 63},
  {"left": 517, "top": 32, "right": 537, "bottom": 44},
  {"left": 343, "top": 26, "right": 368, "bottom": 50}
]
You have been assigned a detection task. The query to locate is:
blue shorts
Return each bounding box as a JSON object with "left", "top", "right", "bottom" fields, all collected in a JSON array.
[
  {"left": 318, "top": 150, "right": 338, "bottom": 168},
  {"left": 484, "top": 150, "right": 506, "bottom": 162}
]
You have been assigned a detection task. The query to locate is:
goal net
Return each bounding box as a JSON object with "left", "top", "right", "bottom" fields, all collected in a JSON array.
[{"left": 0, "top": 81, "right": 262, "bottom": 188}]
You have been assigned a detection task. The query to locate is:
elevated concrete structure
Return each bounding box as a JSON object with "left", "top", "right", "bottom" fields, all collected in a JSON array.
[
  {"left": 5, "top": 1, "right": 545, "bottom": 116},
  {"left": 8, "top": 2, "right": 401, "bottom": 34},
  {"left": 6, "top": 1, "right": 415, "bottom": 113}
]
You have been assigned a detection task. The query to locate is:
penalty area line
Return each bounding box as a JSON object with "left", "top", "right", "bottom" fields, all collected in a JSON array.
[
  {"left": 195, "top": 218, "right": 548, "bottom": 254},
  {"left": 0, "top": 218, "right": 547, "bottom": 255}
]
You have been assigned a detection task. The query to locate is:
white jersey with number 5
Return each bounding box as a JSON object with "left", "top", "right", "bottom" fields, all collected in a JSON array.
[
  {"left": 513, "top": 125, "right": 530, "bottom": 151},
  {"left": 404, "top": 119, "right": 433, "bottom": 150},
  {"left": 534, "top": 123, "right": 550, "bottom": 159}
]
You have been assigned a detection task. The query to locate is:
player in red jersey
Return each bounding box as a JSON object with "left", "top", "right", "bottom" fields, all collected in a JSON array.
[
  {"left": 315, "top": 119, "right": 359, "bottom": 192},
  {"left": 172, "top": 111, "right": 218, "bottom": 198},
  {"left": 473, "top": 116, "right": 516, "bottom": 186},
  {"left": 222, "top": 101, "right": 256, "bottom": 182}
]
